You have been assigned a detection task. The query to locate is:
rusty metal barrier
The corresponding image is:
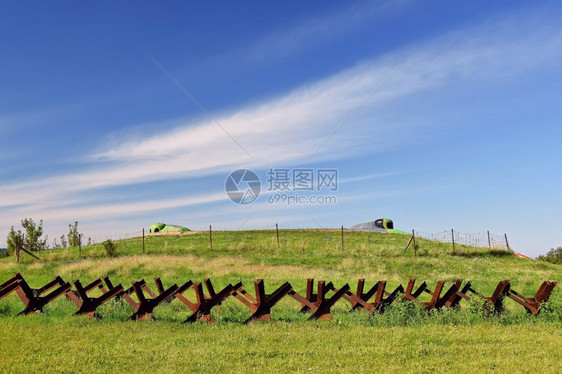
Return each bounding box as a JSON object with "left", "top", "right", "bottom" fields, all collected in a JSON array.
[
  {"left": 464, "top": 279, "right": 511, "bottom": 314},
  {"left": 67, "top": 278, "right": 124, "bottom": 317},
  {"left": 0, "top": 274, "right": 21, "bottom": 300},
  {"left": 232, "top": 279, "right": 293, "bottom": 323},
  {"left": 506, "top": 281, "right": 558, "bottom": 315},
  {"left": 122, "top": 279, "right": 179, "bottom": 321},
  {"left": 343, "top": 280, "right": 404, "bottom": 313},
  {"left": 0, "top": 274, "right": 557, "bottom": 321},
  {"left": 0, "top": 273, "right": 71, "bottom": 315},
  {"left": 180, "top": 279, "right": 236, "bottom": 323},
  {"left": 288, "top": 279, "right": 351, "bottom": 320}
]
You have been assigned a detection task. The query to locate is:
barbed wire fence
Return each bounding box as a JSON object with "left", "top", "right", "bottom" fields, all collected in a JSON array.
[
  {"left": 85, "top": 231, "right": 145, "bottom": 245},
  {"left": 72, "top": 226, "right": 512, "bottom": 251},
  {"left": 414, "top": 229, "right": 510, "bottom": 250},
  {"left": 32, "top": 224, "right": 515, "bottom": 263}
]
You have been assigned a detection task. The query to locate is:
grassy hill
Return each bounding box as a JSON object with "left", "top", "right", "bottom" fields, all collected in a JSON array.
[{"left": 0, "top": 229, "right": 560, "bottom": 373}]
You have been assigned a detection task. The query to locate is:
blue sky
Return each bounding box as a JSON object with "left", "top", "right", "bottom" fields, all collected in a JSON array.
[{"left": 1, "top": 1, "right": 561, "bottom": 256}]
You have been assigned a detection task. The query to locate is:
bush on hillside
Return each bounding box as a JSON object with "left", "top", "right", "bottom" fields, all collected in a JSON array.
[
  {"left": 103, "top": 239, "right": 117, "bottom": 257},
  {"left": 537, "top": 247, "right": 562, "bottom": 265}
]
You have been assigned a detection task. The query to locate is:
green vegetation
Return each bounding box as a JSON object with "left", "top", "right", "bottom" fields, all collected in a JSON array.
[
  {"left": 7, "top": 218, "right": 47, "bottom": 257},
  {"left": 66, "top": 221, "right": 82, "bottom": 248},
  {"left": 1, "top": 318, "right": 560, "bottom": 374},
  {"left": 102, "top": 239, "right": 117, "bottom": 258},
  {"left": 0, "top": 229, "right": 560, "bottom": 373},
  {"left": 538, "top": 246, "right": 562, "bottom": 265}
]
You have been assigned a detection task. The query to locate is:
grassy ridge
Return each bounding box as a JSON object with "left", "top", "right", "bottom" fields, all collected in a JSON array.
[
  {"left": 1, "top": 230, "right": 560, "bottom": 373},
  {"left": 2, "top": 230, "right": 559, "bottom": 295}
]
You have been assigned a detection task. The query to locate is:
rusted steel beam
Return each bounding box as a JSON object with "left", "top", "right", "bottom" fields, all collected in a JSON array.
[
  {"left": 421, "top": 281, "right": 446, "bottom": 309},
  {"left": 342, "top": 279, "right": 379, "bottom": 312},
  {"left": 465, "top": 279, "right": 510, "bottom": 313},
  {"left": 0, "top": 274, "right": 23, "bottom": 300},
  {"left": 288, "top": 278, "right": 336, "bottom": 314},
  {"left": 379, "top": 282, "right": 406, "bottom": 313},
  {"left": 141, "top": 282, "right": 157, "bottom": 298},
  {"left": 231, "top": 279, "right": 293, "bottom": 323},
  {"left": 309, "top": 281, "right": 350, "bottom": 320},
  {"left": 506, "top": 281, "right": 557, "bottom": 315},
  {"left": 287, "top": 283, "right": 317, "bottom": 312},
  {"left": 137, "top": 277, "right": 189, "bottom": 305},
  {"left": 299, "top": 278, "right": 320, "bottom": 313},
  {"left": 101, "top": 275, "right": 136, "bottom": 301},
  {"left": 69, "top": 279, "right": 124, "bottom": 317},
  {"left": 8, "top": 274, "right": 71, "bottom": 315},
  {"left": 445, "top": 280, "right": 473, "bottom": 308},
  {"left": 414, "top": 280, "right": 475, "bottom": 310},
  {"left": 172, "top": 280, "right": 195, "bottom": 308},
  {"left": 124, "top": 279, "right": 179, "bottom": 321},
  {"left": 0, "top": 273, "right": 22, "bottom": 290},
  {"left": 181, "top": 279, "right": 235, "bottom": 323},
  {"left": 0, "top": 280, "right": 19, "bottom": 300},
  {"left": 432, "top": 281, "right": 465, "bottom": 310},
  {"left": 403, "top": 278, "right": 427, "bottom": 302},
  {"left": 343, "top": 280, "right": 405, "bottom": 314},
  {"left": 484, "top": 279, "right": 511, "bottom": 313}
]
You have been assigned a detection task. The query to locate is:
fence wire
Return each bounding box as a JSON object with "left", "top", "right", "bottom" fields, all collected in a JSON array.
[
  {"left": 414, "top": 230, "right": 509, "bottom": 250},
  {"left": 48, "top": 227, "right": 510, "bottom": 251}
]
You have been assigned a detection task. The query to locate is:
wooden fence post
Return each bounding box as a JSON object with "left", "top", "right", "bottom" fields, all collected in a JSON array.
[
  {"left": 487, "top": 230, "right": 491, "bottom": 250},
  {"left": 504, "top": 233, "right": 510, "bottom": 251},
  {"left": 15, "top": 236, "right": 21, "bottom": 263},
  {"left": 79, "top": 234, "right": 82, "bottom": 258},
  {"left": 451, "top": 229, "right": 455, "bottom": 252},
  {"left": 142, "top": 228, "right": 145, "bottom": 254},
  {"left": 403, "top": 230, "right": 414, "bottom": 254},
  {"left": 412, "top": 229, "right": 417, "bottom": 256},
  {"left": 276, "top": 223, "right": 280, "bottom": 248},
  {"left": 341, "top": 225, "right": 344, "bottom": 251}
]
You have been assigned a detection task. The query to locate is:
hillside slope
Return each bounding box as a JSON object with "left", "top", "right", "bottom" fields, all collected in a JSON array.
[{"left": 1, "top": 230, "right": 560, "bottom": 373}]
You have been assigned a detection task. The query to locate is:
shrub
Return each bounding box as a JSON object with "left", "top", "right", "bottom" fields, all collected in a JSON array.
[
  {"left": 6, "top": 226, "right": 24, "bottom": 257},
  {"left": 537, "top": 247, "right": 562, "bottom": 265},
  {"left": 103, "top": 239, "right": 117, "bottom": 257},
  {"left": 67, "top": 221, "right": 81, "bottom": 247},
  {"left": 21, "top": 218, "right": 48, "bottom": 252}
]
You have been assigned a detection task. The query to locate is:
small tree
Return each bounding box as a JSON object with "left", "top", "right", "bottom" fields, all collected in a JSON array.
[
  {"left": 68, "top": 221, "right": 81, "bottom": 247},
  {"left": 538, "top": 247, "right": 562, "bottom": 265},
  {"left": 7, "top": 219, "right": 47, "bottom": 260},
  {"left": 60, "top": 235, "right": 67, "bottom": 249},
  {"left": 21, "top": 218, "right": 47, "bottom": 252},
  {"left": 103, "top": 239, "right": 117, "bottom": 257},
  {"left": 7, "top": 226, "right": 24, "bottom": 262}
]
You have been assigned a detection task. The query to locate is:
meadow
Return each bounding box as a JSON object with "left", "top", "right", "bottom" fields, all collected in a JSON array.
[{"left": 0, "top": 230, "right": 560, "bottom": 373}]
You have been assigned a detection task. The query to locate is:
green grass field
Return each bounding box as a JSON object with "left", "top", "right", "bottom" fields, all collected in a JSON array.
[{"left": 1, "top": 230, "right": 560, "bottom": 373}]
